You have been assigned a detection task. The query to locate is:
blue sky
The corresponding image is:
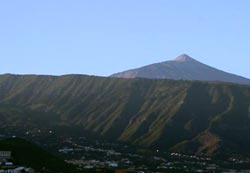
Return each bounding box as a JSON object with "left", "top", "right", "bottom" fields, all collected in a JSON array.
[{"left": 1, "top": 0, "right": 250, "bottom": 77}]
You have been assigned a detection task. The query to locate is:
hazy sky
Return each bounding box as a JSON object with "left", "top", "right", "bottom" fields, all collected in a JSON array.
[{"left": 1, "top": 1, "right": 250, "bottom": 78}]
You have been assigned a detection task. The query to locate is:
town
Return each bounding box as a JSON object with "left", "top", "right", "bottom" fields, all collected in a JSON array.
[
  {"left": 58, "top": 139, "right": 250, "bottom": 173},
  {"left": 1, "top": 127, "right": 250, "bottom": 173}
]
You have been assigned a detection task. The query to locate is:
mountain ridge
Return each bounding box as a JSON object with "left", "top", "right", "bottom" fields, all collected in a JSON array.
[
  {"left": 111, "top": 54, "right": 250, "bottom": 85},
  {"left": 1, "top": 74, "right": 250, "bottom": 157}
]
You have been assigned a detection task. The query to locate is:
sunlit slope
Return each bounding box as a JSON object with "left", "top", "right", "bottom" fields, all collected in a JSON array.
[{"left": 1, "top": 74, "right": 250, "bottom": 156}]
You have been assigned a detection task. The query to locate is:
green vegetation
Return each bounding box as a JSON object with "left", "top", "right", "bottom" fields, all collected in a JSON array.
[
  {"left": 0, "top": 74, "right": 250, "bottom": 157},
  {"left": 0, "top": 138, "right": 80, "bottom": 173}
]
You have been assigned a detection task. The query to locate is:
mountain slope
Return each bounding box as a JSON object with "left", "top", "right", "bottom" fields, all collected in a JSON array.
[
  {"left": 0, "top": 74, "right": 250, "bottom": 157},
  {"left": 111, "top": 54, "right": 250, "bottom": 85}
]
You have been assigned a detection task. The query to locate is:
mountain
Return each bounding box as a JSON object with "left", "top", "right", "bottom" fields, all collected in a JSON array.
[
  {"left": 0, "top": 74, "right": 250, "bottom": 157},
  {"left": 0, "top": 138, "right": 79, "bottom": 173},
  {"left": 111, "top": 54, "right": 250, "bottom": 85}
]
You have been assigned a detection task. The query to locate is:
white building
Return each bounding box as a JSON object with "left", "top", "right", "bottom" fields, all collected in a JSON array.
[{"left": 0, "top": 151, "right": 11, "bottom": 162}]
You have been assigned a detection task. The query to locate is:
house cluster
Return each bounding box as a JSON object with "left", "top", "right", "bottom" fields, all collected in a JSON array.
[
  {"left": 0, "top": 151, "right": 34, "bottom": 173},
  {"left": 170, "top": 152, "right": 211, "bottom": 161},
  {"left": 0, "top": 151, "right": 12, "bottom": 167},
  {"left": 59, "top": 145, "right": 122, "bottom": 156},
  {"left": 0, "top": 167, "right": 34, "bottom": 173},
  {"left": 67, "top": 159, "right": 120, "bottom": 169}
]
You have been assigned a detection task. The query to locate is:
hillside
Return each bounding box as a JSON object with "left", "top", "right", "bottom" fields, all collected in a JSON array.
[
  {"left": 0, "top": 138, "right": 79, "bottom": 173},
  {"left": 0, "top": 74, "right": 250, "bottom": 157},
  {"left": 111, "top": 54, "right": 250, "bottom": 85}
]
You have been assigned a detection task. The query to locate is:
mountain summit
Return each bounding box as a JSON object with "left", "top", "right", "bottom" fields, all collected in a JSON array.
[
  {"left": 173, "top": 54, "right": 195, "bottom": 62},
  {"left": 111, "top": 54, "right": 250, "bottom": 85}
]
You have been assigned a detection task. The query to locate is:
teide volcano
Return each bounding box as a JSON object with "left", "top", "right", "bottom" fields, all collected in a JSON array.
[{"left": 111, "top": 54, "right": 250, "bottom": 85}]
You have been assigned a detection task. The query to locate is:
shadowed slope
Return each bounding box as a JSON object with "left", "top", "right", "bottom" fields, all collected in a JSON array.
[{"left": 1, "top": 74, "right": 250, "bottom": 157}]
